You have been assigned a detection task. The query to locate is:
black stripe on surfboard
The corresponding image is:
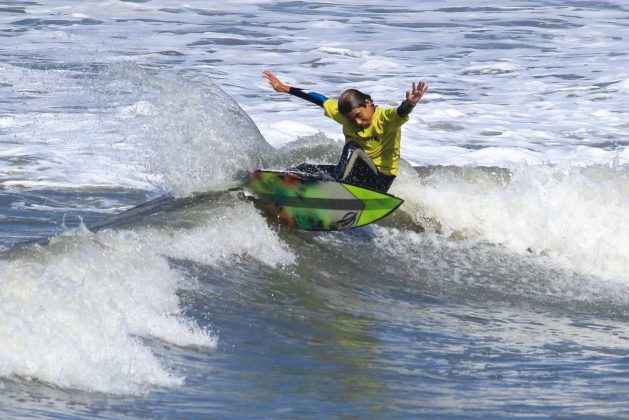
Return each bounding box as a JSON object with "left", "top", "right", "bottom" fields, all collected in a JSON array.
[{"left": 256, "top": 193, "right": 365, "bottom": 210}]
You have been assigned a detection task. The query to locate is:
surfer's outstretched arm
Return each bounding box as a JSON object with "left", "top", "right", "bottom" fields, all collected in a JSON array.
[
  {"left": 263, "top": 70, "right": 327, "bottom": 107},
  {"left": 397, "top": 80, "right": 428, "bottom": 117}
]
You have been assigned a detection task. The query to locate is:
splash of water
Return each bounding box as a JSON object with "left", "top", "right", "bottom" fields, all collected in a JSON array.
[{"left": 94, "top": 64, "right": 276, "bottom": 196}]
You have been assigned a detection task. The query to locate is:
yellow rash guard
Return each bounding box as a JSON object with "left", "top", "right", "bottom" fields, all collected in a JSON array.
[{"left": 323, "top": 99, "right": 409, "bottom": 176}]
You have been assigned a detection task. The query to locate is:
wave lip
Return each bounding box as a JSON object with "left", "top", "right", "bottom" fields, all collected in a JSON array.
[{"left": 393, "top": 163, "right": 629, "bottom": 284}]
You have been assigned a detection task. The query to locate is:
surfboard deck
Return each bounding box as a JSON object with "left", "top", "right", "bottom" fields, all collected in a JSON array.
[{"left": 244, "top": 170, "right": 403, "bottom": 231}]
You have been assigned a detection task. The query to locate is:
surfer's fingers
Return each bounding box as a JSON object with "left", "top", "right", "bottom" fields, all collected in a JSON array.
[
  {"left": 410, "top": 81, "right": 423, "bottom": 94},
  {"left": 412, "top": 81, "right": 427, "bottom": 98},
  {"left": 264, "top": 71, "right": 286, "bottom": 90},
  {"left": 263, "top": 71, "right": 283, "bottom": 91},
  {"left": 263, "top": 69, "right": 278, "bottom": 82},
  {"left": 263, "top": 70, "right": 274, "bottom": 82}
]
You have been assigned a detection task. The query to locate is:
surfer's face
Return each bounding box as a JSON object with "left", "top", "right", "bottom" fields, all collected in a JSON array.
[{"left": 345, "top": 101, "right": 373, "bottom": 129}]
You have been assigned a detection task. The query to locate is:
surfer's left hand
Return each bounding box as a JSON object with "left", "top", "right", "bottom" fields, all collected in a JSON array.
[{"left": 406, "top": 81, "right": 428, "bottom": 106}]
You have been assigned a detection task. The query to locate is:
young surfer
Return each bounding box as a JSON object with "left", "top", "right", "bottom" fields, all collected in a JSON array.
[{"left": 263, "top": 69, "right": 428, "bottom": 192}]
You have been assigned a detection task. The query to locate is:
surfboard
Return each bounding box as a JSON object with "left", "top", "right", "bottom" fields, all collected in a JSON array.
[{"left": 244, "top": 170, "right": 403, "bottom": 231}]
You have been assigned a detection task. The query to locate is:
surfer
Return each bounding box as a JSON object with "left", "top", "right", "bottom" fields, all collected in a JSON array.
[{"left": 263, "top": 70, "right": 427, "bottom": 192}]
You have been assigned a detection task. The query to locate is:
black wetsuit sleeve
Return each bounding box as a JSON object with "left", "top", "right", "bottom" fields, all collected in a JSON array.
[
  {"left": 289, "top": 87, "right": 328, "bottom": 107},
  {"left": 397, "top": 100, "right": 415, "bottom": 117}
]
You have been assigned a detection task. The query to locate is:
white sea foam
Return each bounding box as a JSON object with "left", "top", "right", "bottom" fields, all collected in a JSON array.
[
  {"left": 463, "top": 61, "right": 523, "bottom": 75},
  {"left": 615, "top": 79, "right": 629, "bottom": 93},
  {"left": 359, "top": 59, "right": 406, "bottom": 71},
  {"left": 0, "top": 200, "right": 293, "bottom": 394},
  {"left": 131, "top": 201, "right": 295, "bottom": 268},
  {"left": 0, "top": 228, "right": 211, "bottom": 394},
  {"left": 0, "top": 117, "right": 18, "bottom": 129},
  {"left": 258, "top": 121, "right": 322, "bottom": 147},
  {"left": 391, "top": 163, "right": 629, "bottom": 284},
  {"left": 118, "top": 101, "right": 158, "bottom": 119}
]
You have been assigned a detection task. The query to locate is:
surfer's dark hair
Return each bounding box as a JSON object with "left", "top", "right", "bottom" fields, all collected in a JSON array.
[{"left": 338, "top": 89, "right": 372, "bottom": 116}]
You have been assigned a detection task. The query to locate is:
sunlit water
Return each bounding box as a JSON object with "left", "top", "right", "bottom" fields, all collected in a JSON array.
[{"left": 0, "top": 1, "right": 627, "bottom": 418}]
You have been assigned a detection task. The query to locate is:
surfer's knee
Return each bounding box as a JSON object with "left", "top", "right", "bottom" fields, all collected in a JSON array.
[{"left": 337, "top": 143, "right": 377, "bottom": 180}]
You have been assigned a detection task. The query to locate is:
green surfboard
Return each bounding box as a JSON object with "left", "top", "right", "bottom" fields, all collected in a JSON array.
[{"left": 245, "top": 170, "right": 403, "bottom": 231}]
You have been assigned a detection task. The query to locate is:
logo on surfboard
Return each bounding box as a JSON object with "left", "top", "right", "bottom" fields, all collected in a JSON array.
[{"left": 333, "top": 211, "right": 358, "bottom": 229}]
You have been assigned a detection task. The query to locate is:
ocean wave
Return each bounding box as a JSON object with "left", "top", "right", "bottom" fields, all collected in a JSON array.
[{"left": 392, "top": 162, "right": 629, "bottom": 284}]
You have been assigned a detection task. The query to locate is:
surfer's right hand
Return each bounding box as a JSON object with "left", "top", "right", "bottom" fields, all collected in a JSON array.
[{"left": 263, "top": 70, "right": 290, "bottom": 93}]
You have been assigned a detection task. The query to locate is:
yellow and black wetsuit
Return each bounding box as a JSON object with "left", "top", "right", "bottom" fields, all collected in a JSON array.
[{"left": 288, "top": 87, "right": 414, "bottom": 192}]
